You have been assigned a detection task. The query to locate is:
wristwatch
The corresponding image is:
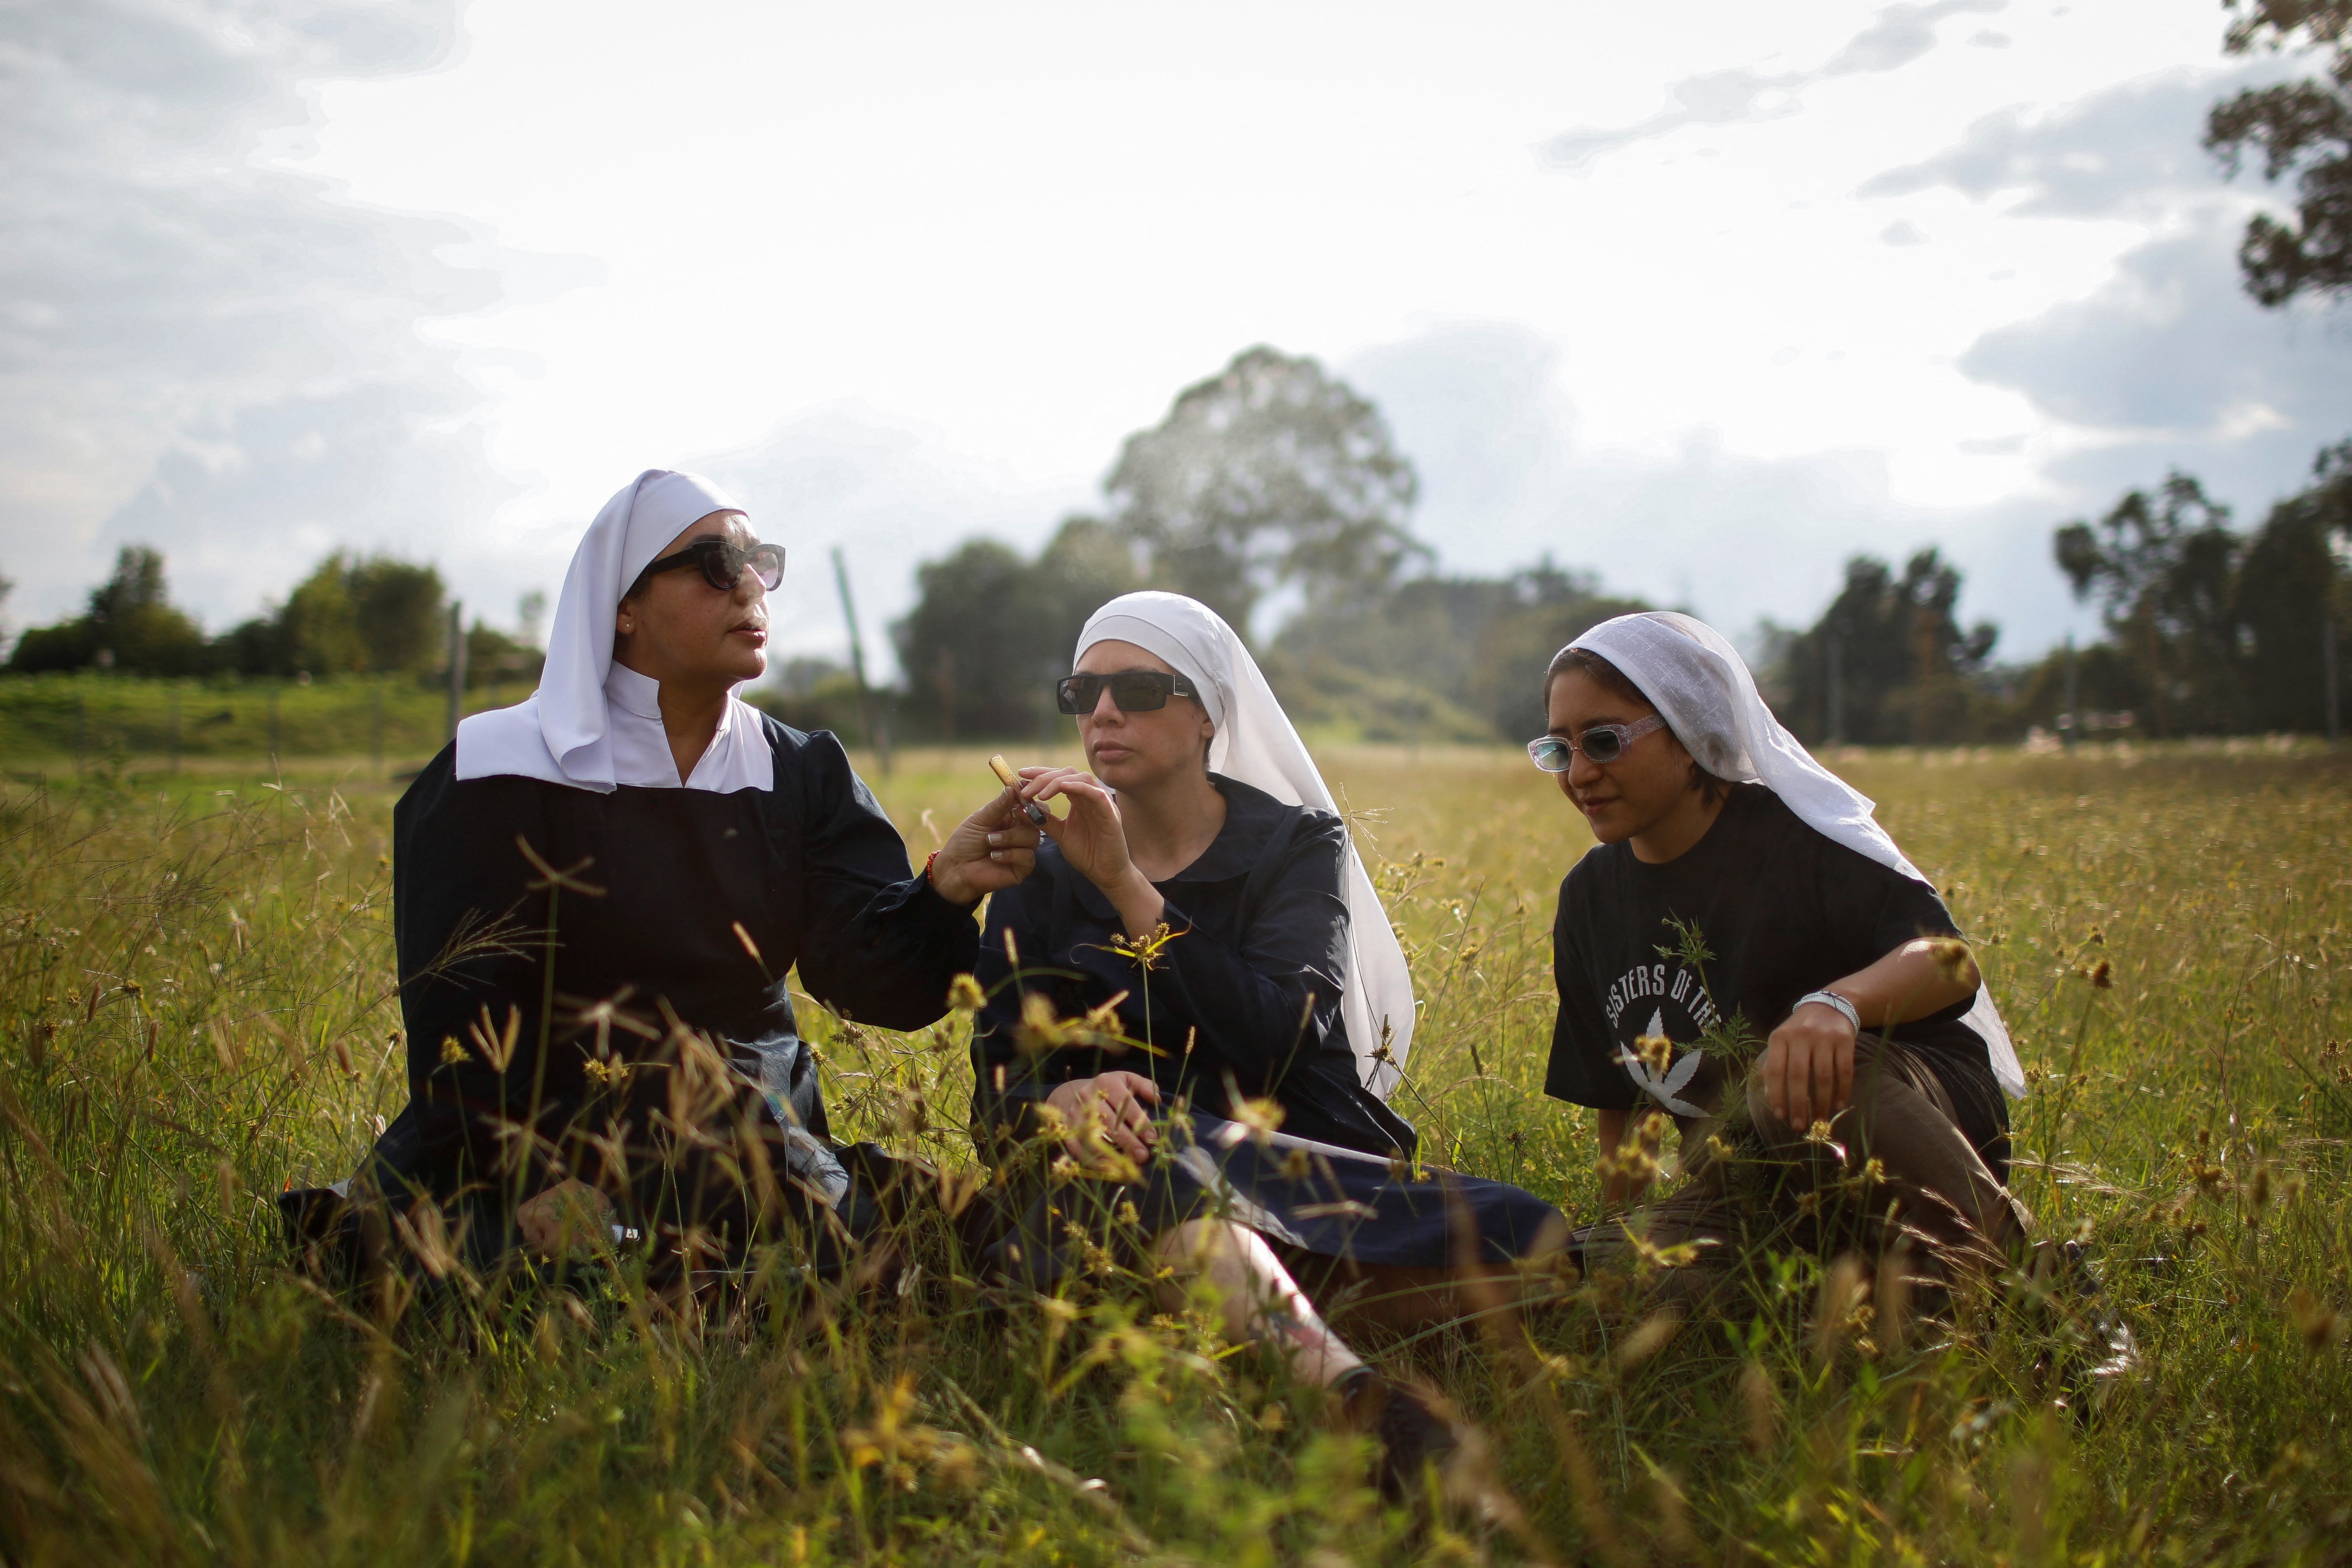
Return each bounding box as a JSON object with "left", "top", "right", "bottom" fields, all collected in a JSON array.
[{"left": 1795, "top": 989, "right": 1861, "bottom": 1036}]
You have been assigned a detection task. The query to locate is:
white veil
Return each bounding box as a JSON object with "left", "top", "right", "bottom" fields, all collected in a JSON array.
[
  {"left": 456, "top": 468, "right": 772, "bottom": 794},
  {"left": 1077, "top": 591, "right": 1415, "bottom": 1098},
  {"left": 1568, "top": 611, "right": 2024, "bottom": 1098}
]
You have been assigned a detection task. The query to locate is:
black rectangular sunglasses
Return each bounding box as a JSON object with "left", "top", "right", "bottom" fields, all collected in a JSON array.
[
  {"left": 633, "top": 539, "right": 786, "bottom": 595},
  {"left": 1054, "top": 671, "right": 1198, "bottom": 714}
]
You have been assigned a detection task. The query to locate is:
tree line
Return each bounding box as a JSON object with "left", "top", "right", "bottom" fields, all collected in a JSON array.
[
  {"left": 15, "top": 339, "right": 2345, "bottom": 750},
  {"left": 1762, "top": 0, "right": 2352, "bottom": 747},
  {"left": 755, "top": 345, "right": 1656, "bottom": 747},
  {"left": 4, "top": 546, "right": 541, "bottom": 685},
  {"left": 2046, "top": 446, "right": 2350, "bottom": 737},
  {"left": 801, "top": 339, "right": 2348, "bottom": 750},
  {"left": 1763, "top": 442, "right": 2350, "bottom": 747}
]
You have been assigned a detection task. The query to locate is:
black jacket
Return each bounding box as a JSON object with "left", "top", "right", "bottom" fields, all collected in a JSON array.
[
  {"left": 970, "top": 774, "right": 1417, "bottom": 1160},
  {"left": 367, "top": 718, "right": 977, "bottom": 1204}
]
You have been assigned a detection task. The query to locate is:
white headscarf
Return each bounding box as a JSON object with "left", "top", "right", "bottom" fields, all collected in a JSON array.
[
  {"left": 1567, "top": 610, "right": 2024, "bottom": 1098},
  {"left": 455, "top": 468, "right": 775, "bottom": 794},
  {"left": 1077, "top": 591, "right": 1415, "bottom": 1098}
]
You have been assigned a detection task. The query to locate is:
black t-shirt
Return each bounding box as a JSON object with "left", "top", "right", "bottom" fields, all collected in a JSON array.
[{"left": 1546, "top": 784, "right": 2001, "bottom": 1149}]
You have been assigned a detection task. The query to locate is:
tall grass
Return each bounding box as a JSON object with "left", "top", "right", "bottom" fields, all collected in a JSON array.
[{"left": 0, "top": 743, "right": 2346, "bottom": 1564}]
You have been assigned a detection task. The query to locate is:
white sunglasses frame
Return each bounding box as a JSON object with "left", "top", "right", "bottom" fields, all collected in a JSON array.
[{"left": 1525, "top": 712, "right": 1668, "bottom": 772}]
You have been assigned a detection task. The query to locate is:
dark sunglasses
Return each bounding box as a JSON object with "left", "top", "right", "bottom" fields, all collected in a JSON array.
[
  {"left": 632, "top": 538, "right": 786, "bottom": 596},
  {"left": 1055, "top": 671, "right": 1199, "bottom": 714},
  {"left": 1526, "top": 713, "right": 1667, "bottom": 771}
]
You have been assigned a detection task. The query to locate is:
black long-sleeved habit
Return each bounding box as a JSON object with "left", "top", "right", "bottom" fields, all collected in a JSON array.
[
  {"left": 367, "top": 719, "right": 976, "bottom": 1209},
  {"left": 970, "top": 774, "right": 1417, "bottom": 1160}
]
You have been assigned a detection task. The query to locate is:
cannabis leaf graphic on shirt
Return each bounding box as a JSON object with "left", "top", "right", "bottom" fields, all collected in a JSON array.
[{"left": 1617, "top": 1008, "right": 1707, "bottom": 1117}]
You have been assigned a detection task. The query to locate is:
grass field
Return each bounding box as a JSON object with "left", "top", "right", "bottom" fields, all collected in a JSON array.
[
  {"left": 0, "top": 672, "right": 518, "bottom": 771},
  {"left": 1, "top": 740, "right": 2347, "bottom": 1565}
]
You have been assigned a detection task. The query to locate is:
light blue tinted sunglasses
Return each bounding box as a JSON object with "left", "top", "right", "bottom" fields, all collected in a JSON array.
[{"left": 1526, "top": 713, "right": 1667, "bottom": 771}]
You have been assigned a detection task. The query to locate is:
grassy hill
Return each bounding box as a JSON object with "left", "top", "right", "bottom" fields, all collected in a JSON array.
[{"left": 0, "top": 672, "right": 540, "bottom": 773}]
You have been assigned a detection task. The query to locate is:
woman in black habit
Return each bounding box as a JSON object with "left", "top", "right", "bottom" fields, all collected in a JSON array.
[
  {"left": 969, "top": 591, "right": 1565, "bottom": 1495},
  {"left": 355, "top": 468, "right": 1035, "bottom": 1286}
]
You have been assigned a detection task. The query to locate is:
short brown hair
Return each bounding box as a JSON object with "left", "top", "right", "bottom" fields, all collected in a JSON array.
[{"left": 1544, "top": 646, "right": 1733, "bottom": 806}]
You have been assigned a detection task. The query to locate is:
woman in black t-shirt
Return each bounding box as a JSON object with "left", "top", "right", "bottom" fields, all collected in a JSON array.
[{"left": 1536, "top": 612, "right": 2026, "bottom": 1306}]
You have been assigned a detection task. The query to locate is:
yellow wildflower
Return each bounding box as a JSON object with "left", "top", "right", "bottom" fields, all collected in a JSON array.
[{"left": 1107, "top": 921, "right": 1182, "bottom": 972}]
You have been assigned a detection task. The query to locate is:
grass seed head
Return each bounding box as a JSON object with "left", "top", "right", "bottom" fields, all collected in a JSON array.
[
  {"left": 1740, "top": 1362, "right": 1778, "bottom": 1452},
  {"left": 1225, "top": 1095, "right": 1286, "bottom": 1147},
  {"left": 1635, "top": 1031, "right": 1674, "bottom": 1074},
  {"left": 1615, "top": 1310, "right": 1681, "bottom": 1371},
  {"left": 1016, "top": 991, "right": 1074, "bottom": 1053},
  {"left": 2289, "top": 1288, "right": 2348, "bottom": 1350}
]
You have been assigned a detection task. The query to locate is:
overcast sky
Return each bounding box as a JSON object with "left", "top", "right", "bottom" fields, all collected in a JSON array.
[{"left": 7, "top": 0, "right": 2347, "bottom": 675}]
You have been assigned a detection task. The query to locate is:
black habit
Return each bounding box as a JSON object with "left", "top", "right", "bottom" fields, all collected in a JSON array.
[
  {"left": 967, "top": 776, "right": 1561, "bottom": 1287},
  {"left": 970, "top": 775, "right": 1414, "bottom": 1158},
  {"left": 364, "top": 719, "right": 976, "bottom": 1267}
]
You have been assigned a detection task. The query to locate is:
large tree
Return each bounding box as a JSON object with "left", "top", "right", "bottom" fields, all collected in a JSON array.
[
  {"left": 890, "top": 516, "right": 1140, "bottom": 740},
  {"left": 350, "top": 557, "right": 449, "bottom": 673},
  {"left": 2054, "top": 473, "right": 2243, "bottom": 736},
  {"left": 1103, "top": 346, "right": 1423, "bottom": 635},
  {"left": 2237, "top": 440, "right": 2352, "bottom": 729},
  {"left": 2047, "top": 452, "right": 2350, "bottom": 736},
  {"left": 2206, "top": 0, "right": 2352, "bottom": 305},
  {"left": 1778, "top": 551, "right": 1998, "bottom": 746},
  {"left": 221, "top": 553, "right": 447, "bottom": 676}
]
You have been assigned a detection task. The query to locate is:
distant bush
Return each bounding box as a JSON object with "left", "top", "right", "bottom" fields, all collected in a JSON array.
[
  {"left": 2, "top": 544, "right": 535, "bottom": 686},
  {"left": 7, "top": 547, "right": 211, "bottom": 676}
]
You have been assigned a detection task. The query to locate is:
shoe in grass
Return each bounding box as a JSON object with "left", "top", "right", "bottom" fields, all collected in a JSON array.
[{"left": 1333, "top": 1366, "right": 1466, "bottom": 1500}]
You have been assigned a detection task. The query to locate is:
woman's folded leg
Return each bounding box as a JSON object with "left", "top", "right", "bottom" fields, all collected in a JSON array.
[{"left": 1741, "top": 1034, "right": 2026, "bottom": 1280}]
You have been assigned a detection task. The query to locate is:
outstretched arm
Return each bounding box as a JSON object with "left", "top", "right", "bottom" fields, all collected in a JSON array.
[{"left": 794, "top": 736, "right": 1027, "bottom": 1030}]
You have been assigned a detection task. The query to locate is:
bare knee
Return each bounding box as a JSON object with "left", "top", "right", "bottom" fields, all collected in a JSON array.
[{"left": 1149, "top": 1218, "right": 1243, "bottom": 1311}]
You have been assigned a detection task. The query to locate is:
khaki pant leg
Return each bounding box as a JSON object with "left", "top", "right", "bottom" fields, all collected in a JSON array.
[
  {"left": 1744, "top": 1035, "right": 2025, "bottom": 1276},
  {"left": 1569, "top": 1175, "right": 1746, "bottom": 1313}
]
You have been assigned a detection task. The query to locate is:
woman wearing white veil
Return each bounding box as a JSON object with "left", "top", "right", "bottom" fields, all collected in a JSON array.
[
  {"left": 965, "top": 591, "right": 1565, "bottom": 1496},
  {"left": 326, "top": 468, "right": 1038, "bottom": 1290},
  {"left": 1536, "top": 611, "right": 2028, "bottom": 1306}
]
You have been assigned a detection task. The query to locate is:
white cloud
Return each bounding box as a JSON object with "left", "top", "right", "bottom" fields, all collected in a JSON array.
[
  {"left": 0, "top": 0, "right": 531, "bottom": 628},
  {"left": 1858, "top": 64, "right": 2292, "bottom": 218},
  {"left": 1823, "top": 0, "right": 2007, "bottom": 77},
  {"left": 1539, "top": 0, "right": 2005, "bottom": 168},
  {"left": 1340, "top": 319, "right": 2074, "bottom": 647},
  {"left": 1538, "top": 68, "right": 1811, "bottom": 170},
  {"left": 1865, "top": 62, "right": 2352, "bottom": 546},
  {"left": 689, "top": 408, "right": 1092, "bottom": 682}
]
